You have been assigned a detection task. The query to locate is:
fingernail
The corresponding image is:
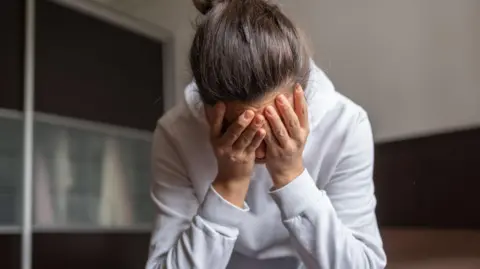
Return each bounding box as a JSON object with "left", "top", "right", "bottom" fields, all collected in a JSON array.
[
  {"left": 266, "top": 106, "right": 274, "bottom": 115},
  {"left": 255, "top": 116, "right": 263, "bottom": 125},
  {"left": 244, "top": 110, "right": 253, "bottom": 120},
  {"left": 258, "top": 129, "right": 266, "bottom": 137},
  {"left": 278, "top": 95, "right": 288, "bottom": 105}
]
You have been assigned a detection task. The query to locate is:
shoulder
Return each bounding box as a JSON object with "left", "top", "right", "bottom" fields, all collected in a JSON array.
[
  {"left": 153, "top": 99, "right": 210, "bottom": 161},
  {"left": 156, "top": 100, "right": 204, "bottom": 137},
  {"left": 318, "top": 93, "right": 374, "bottom": 162},
  {"left": 153, "top": 101, "right": 203, "bottom": 153},
  {"left": 318, "top": 91, "right": 370, "bottom": 138},
  {"left": 307, "top": 89, "right": 372, "bottom": 165},
  {"left": 307, "top": 89, "right": 369, "bottom": 138},
  {"left": 332, "top": 92, "right": 369, "bottom": 125},
  {"left": 152, "top": 95, "right": 214, "bottom": 180}
]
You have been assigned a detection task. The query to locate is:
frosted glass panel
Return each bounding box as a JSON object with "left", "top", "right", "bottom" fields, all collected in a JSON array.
[
  {"left": 0, "top": 115, "right": 23, "bottom": 226},
  {"left": 33, "top": 118, "right": 154, "bottom": 228}
]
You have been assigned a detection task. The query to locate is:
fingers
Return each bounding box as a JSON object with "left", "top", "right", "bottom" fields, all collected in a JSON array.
[
  {"left": 276, "top": 94, "right": 301, "bottom": 139},
  {"left": 221, "top": 110, "right": 254, "bottom": 146},
  {"left": 264, "top": 106, "right": 289, "bottom": 146},
  {"left": 246, "top": 129, "right": 266, "bottom": 153},
  {"left": 294, "top": 85, "right": 308, "bottom": 129},
  {"left": 263, "top": 119, "right": 276, "bottom": 147},
  {"left": 233, "top": 114, "right": 265, "bottom": 150},
  {"left": 210, "top": 102, "right": 226, "bottom": 138}
]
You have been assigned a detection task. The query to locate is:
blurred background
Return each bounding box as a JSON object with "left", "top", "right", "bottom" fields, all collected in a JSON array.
[{"left": 0, "top": 0, "right": 479, "bottom": 268}]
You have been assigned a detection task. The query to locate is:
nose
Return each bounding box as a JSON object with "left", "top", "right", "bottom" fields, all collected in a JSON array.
[{"left": 255, "top": 141, "right": 266, "bottom": 159}]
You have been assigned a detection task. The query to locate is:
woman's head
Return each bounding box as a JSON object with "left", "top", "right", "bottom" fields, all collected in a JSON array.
[
  {"left": 190, "top": 0, "right": 310, "bottom": 161},
  {"left": 190, "top": 0, "right": 310, "bottom": 107}
]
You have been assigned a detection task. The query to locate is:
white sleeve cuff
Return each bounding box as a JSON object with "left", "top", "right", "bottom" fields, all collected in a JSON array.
[
  {"left": 269, "top": 169, "right": 325, "bottom": 220},
  {"left": 198, "top": 185, "right": 249, "bottom": 227}
]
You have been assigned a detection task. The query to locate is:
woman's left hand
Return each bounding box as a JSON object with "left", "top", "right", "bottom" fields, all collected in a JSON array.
[{"left": 264, "top": 85, "right": 309, "bottom": 189}]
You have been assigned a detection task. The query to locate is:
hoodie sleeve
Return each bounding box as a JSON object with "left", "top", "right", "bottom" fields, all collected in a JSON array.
[
  {"left": 145, "top": 125, "right": 249, "bottom": 269},
  {"left": 270, "top": 114, "right": 387, "bottom": 269}
]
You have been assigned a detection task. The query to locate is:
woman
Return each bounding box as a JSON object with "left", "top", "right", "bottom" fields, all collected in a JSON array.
[{"left": 146, "top": 0, "right": 386, "bottom": 268}]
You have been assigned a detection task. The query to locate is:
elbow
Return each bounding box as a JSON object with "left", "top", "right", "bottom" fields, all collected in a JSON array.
[
  {"left": 339, "top": 239, "right": 386, "bottom": 269},
  {"left": 145, "top": 247, "right": 168, "bottom": 269},
  {"left": 362, "top": 245, "right": 387, "bottom": 269},
  {"left": 145, "top": 257, "right": 163, "bottom": 269},
  {"left": 329, "top": 241, "right": 386, "bottom": 269}
]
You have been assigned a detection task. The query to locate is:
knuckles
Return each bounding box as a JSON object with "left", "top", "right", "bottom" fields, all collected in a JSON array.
[
  {"left": 215, "top": 147, "right": 251, "bottom": 164},
  {"left": 288, "top": 119, "right": 299, "bottom": 129},
  {"left": 275, "top": 129, "right": 287, "bottom": 139},
  {"left": 283, "top": 143, "right": 297, "bottom": 156},
  {"left": 239, "top": 133, "right": 250, "bottom": 144},
  {"left": 237, "top": 120, "right": 249, "bottom": 129}
]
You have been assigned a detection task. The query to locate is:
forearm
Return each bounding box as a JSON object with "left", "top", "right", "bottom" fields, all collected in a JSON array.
[
  {"left": 212, "top": 175, "right": 250, "bottom": 208},
  {"left": 147, "top": 186, "right": 249, "bottom": 269},
  {"left": 147, "top": 216, "right": 237, "bottom": 269},
  {"left": 270, "top": 170, "right": 386, "bottom": 269}
]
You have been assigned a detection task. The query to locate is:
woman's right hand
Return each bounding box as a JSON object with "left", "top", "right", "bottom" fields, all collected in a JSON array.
[{"left": 208, "top": 102, "right": 265, "bottom": 207}]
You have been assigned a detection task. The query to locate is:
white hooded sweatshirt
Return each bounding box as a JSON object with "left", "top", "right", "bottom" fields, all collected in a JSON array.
[{"left": 146, "top": 61, "right": 387, "bottom": 269}]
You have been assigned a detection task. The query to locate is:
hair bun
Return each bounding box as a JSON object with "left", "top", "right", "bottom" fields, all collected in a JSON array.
[{"left": 192, "top": 0, "right": 229, "bottom": 15}]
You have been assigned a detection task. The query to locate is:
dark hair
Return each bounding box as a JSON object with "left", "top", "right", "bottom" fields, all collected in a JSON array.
[{"left": 190, "top": 0, "right": 310, "bottom": 106}]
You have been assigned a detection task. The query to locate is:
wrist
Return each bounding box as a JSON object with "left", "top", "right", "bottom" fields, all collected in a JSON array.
[
  {"left": 271, "top": 165, "right": 305, "bottom": 189},
  {"left": 212, "top": 176, "right": 250, "bottom": 208}
]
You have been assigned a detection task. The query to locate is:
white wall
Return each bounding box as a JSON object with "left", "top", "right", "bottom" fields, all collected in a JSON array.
[
  {"left": 96, "top": 0, "right": 480, "bottom": 142},
  {"left": 280, "top": 0, "right": 480, "bottom": 141}
]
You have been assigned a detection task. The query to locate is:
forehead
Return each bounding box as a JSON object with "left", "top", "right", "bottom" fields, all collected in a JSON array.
[{"left": 224, "top": 88, "right": 294, "bottom": 120}]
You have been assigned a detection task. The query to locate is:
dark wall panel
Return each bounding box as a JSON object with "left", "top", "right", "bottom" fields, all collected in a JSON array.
[
  {"left": 33, "top": 233, "right": 150, "bottom": 269},
  {"left": 374, "top": 127, "right": 480, "bottom": 228},
  {"left": 0, "top": 0, "right": 24, "bottom": 110},
  {"left": 0, "top": 235, "right": 21, "bottom": 269},
  {"left": 35, "top": 0, "right": 163, "bottom": 130}
]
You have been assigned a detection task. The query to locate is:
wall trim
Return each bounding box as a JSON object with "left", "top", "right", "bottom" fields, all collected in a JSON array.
[
  {"left": 375, "top": 124, "right": 480, "bottom": 144},
  {"left": 33, "top": 225, "right": 151, "bottom": 234},
  {"left": 0, "top": 226, "right": 21, "bottom": 235},
  {"left": 35, "top": 111, "right": 152, "bottom": 141},
  {"left": 0, "top": 108, "right": 152, "bottom": 142}
]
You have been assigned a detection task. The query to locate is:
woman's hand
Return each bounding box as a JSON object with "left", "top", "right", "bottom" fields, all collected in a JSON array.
[
  {"left": 208, "top": 102, "right": 266, "bottom": 207},
  {"left": 264, "top": 85, "right": 309, "bottom": 189}
]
